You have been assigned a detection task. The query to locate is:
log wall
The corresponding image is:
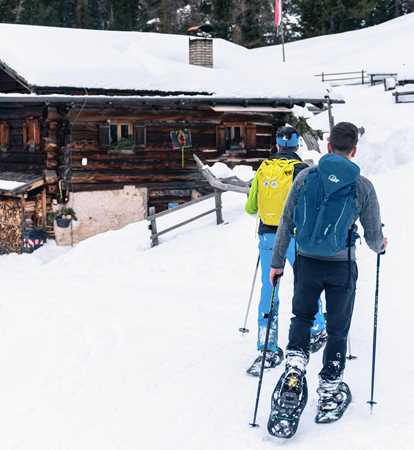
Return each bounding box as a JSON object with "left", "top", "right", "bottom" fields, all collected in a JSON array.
[
  {"left": 60, "top": 108, "right": 280, "bottom": 211},
  {"left": 0, "top": 103, "right": 286, "bottom": 215}
]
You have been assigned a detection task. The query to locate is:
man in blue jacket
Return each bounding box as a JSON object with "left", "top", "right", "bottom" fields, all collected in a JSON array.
[{"left": 267, "top": 122, "right": 387, "bottom": 437}]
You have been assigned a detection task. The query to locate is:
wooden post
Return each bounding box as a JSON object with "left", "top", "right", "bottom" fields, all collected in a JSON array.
[
  {"left": 41, "top": 188, "right": 47, "bottom": 227},
  {"left": 148, "top": 206, "right": 159, "bottom": 247},
  {"left": 325, "top": 96, "right": 335, "bottom": 132},
  {"left": 214, "top": 190, "right": 223, "bottom": 225},
  {"left": 362, "top": 70, "right": 365, "bottom": 85},
  {"left": 20, "top": 195, "right": 25, "bottom": 254}
]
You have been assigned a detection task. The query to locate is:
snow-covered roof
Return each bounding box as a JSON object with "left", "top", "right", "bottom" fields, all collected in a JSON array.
[{"left": 0, "top": 23, "right": 329, "bottom": 100}]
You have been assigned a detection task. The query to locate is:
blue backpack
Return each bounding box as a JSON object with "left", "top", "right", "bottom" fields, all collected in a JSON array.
[{"left": 294, "top": 154, "right": 360, "bottom": 257}]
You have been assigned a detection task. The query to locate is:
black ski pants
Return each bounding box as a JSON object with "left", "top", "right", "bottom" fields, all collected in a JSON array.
[{"left": 287, "top": 255, "right": 358, "bottom": 381}]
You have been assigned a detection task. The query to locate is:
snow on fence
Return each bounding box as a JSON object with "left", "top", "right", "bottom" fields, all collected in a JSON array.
[{"left": 147, "top": 191, "right": 224, "bottom": 247}]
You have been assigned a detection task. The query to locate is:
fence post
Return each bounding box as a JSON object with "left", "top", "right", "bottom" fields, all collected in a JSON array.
[
  {"left": 148, "top": 206, "right": 159, "bottom": 247},
  {"left": 325, "top": 95, "right": 335, "bottom": 132},
  {"left": 322, "top": 72, "right": 325, "bottom": 82},
  {"left": 215, "top": 190, "right": 224, "bottom": 225},
  {"left": 362, "top": 70, "right": 365, "bottom": 85}
]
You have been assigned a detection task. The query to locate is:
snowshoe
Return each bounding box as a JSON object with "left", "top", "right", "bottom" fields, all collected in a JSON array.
[
  {"left": 267, "top": 368, "right": 308, "bottom": 439},
  {"left": 309, "top": 329, "right": 328, "bottom": 353},
  {"left": 246, "top": 348, "right": 284, "bottom": 377},
  {"left": 315, "top": 381, "right": 352, "bottom": 424}
]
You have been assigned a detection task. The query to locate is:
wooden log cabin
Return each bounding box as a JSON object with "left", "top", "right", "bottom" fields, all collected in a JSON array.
[{"left": 0, "top": 24, "right": 343, "bottom": 252}]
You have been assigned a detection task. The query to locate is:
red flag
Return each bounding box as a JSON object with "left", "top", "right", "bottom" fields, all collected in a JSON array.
[{"left": 274, "top": 0, "right": 282, "bottom": 29}]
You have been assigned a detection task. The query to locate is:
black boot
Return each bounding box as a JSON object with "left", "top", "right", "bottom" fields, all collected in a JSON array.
[
  {"left": 315, "top": 377, "right": 352, "bottom": 424},
  {"left": 267, "top": 351, "right": 308, "bottom": 439}
]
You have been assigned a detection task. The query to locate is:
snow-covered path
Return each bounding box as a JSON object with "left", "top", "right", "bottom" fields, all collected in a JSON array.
[{"left": 1, "top": 161, "right": 413, "bottom": 449}]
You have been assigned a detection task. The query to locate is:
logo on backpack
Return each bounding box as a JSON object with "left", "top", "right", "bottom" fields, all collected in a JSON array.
[{"left": 294, "top": 154, "right": 361, "bottom": 256}]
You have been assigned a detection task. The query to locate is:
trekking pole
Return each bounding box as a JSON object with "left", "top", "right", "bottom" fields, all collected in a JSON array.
[
  {"left": 347, "top": 335, "right": 357, "bottom": 360},
  {"left": 239, "top": 255, "right": 260, "bottom": 334},
  {"left": 250, "top": 276, "right": 280, "bottom": 427},
  {"left": 367, "top": 253, "right": 382, "bottom": 412}
]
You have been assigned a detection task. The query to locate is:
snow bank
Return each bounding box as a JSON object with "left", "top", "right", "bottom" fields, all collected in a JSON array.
[
  {"left": 252, "top": 12, "right": 414, "bottom": 77},
  {"left": 309, "top": 84, "right": 414, "bottom": 174}
]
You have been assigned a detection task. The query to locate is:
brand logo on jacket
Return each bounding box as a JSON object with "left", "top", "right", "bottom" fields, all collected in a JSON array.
[{"left": 328, "top": 174, "right": 340, "bottom": 183}]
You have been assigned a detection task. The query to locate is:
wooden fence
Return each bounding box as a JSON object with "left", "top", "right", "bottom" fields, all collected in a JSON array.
[{"left": 147, "top": 191, "right": 224, "bottom": 247}]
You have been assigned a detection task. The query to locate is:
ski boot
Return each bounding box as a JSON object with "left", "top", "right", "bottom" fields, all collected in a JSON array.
[
  {"left": 246, "top": 347, "right": 284, "bottom": 377},
  {"left": 309, "top": 329, "right": 328, "bottom": 353},
  {"left": 315, "top": 378, "right": 352, "bottom": 424},
  {"left": 267, "top": 352, "right": 308, "bottom": 439}
]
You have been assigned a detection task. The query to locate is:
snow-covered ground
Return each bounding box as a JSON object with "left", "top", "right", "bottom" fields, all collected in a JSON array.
[
  {"left": 1, "top": 161, "right": 413, "bottom": 449},
  {"left": 2, "top": 13, "right": 414, "bottom": 450}
]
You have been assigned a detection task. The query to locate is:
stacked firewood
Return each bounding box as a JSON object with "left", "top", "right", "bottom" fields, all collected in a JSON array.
[{"left": 0, "top": 198, "right": 22, "bottom": 254}]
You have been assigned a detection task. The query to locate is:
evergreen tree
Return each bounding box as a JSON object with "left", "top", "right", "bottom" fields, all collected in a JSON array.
[
  {"left": 211, "top": 0, "right": 233, "bottom": 40},
  {"left": 0, "top": 0, "right": 18, "bottom": 23},
  {"left": 1, "top": 0, "right": 413, "bottom": 47},
  {"left": 291, "top": 0, "right": 378, "bottom": 38},
  {"left": 62, "top": 0, "right": 76, "bottom": 27}
]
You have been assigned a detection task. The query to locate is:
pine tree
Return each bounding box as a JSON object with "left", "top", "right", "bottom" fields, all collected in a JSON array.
[
  {"left": 0, "top": 0, "right": 18, "bottom": 23},
  {"left": 211, "top": 0, "right": 233, "bottom": 40},
  {"left": 291, "top": 0, "right": 378, "bottom": 38}
]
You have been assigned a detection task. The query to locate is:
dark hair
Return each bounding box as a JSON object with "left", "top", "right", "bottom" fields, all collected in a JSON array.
[{"left": 329, "top": 122, "right": 359, "bottom": 153}]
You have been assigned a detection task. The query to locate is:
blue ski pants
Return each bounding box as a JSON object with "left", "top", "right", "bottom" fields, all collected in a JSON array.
[{"left": 257, "top": 233, "right": 326, "bottom": 352}]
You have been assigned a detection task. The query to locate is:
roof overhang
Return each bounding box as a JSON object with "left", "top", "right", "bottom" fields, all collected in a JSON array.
[
  {"left": 0, "top": 61, "right": 32, "bottom": 94},
  {"left": 0, "top": 95, "right": 345, "bottom": 110},
  {"left": 210, "top": 105, "right": 292, "bottom": 113},
  {"left": 0, "top": 172, "right": 45, "bottom": 197}
]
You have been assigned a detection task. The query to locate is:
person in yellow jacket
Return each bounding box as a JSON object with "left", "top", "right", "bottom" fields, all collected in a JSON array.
[{"left": 245, "top": 126, "right": 326, "bottom": 377}]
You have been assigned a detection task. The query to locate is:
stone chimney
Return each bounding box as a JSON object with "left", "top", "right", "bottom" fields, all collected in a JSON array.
[{"left": 189, "top": 37, "right": 213, "bottom": 68}]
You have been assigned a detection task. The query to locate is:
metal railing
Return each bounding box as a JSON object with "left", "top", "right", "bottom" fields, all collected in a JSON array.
[
  {"left": 315, "top": 70, "right": 368, "bottom": 86},
  {"left": 147, "top": 191, "right": 224, "bottom": 247},
  {"left": 368, "top": 72, "right": 398, "bottom": 86},
  {"left": 315, "top": 70, "right": 400, "bottom": 87},
  {"left": 393, "top": 90, "right": 414, "bottom": 104}
]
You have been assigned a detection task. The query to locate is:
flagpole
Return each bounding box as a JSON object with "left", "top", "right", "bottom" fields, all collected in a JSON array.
[
  {"left": 281, "top": 18, "right": 286, "bottom": 63},
  {"left": 276, "top": 0, "right": 286, "bottom": 63}
]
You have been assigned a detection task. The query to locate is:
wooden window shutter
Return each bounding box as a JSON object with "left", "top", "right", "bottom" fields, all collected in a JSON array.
[
  {"left": 216, "top": 125, "right": 226, "bottom": 151},
  {"left": 0, "top": 121, "right": 9, "bottom": 145},
  {"left": 24, "top": 119, "right": 41, "bottom": 145},
  {"left": 134, "top": 125, "right": 147, "bottom": 147},
  {"left": 245, "top": 124, "right": 257, "bottom": 149},
  {"left": 98, "top": 124, "right": 110, "bottom": 148}
]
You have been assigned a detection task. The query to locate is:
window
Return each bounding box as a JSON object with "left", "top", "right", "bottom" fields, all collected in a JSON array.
[
  {"left": 109, "top": 123, "right": 133, "bottom": 148},
  {"left": 225, "top": 126, "right": 245, "bottom": 150},
  {"left": 217, "top": 123, "right": 256, "bottom": 152},
  {"left": 99, "top": 122, "right": 146, "bottom": 151}
]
